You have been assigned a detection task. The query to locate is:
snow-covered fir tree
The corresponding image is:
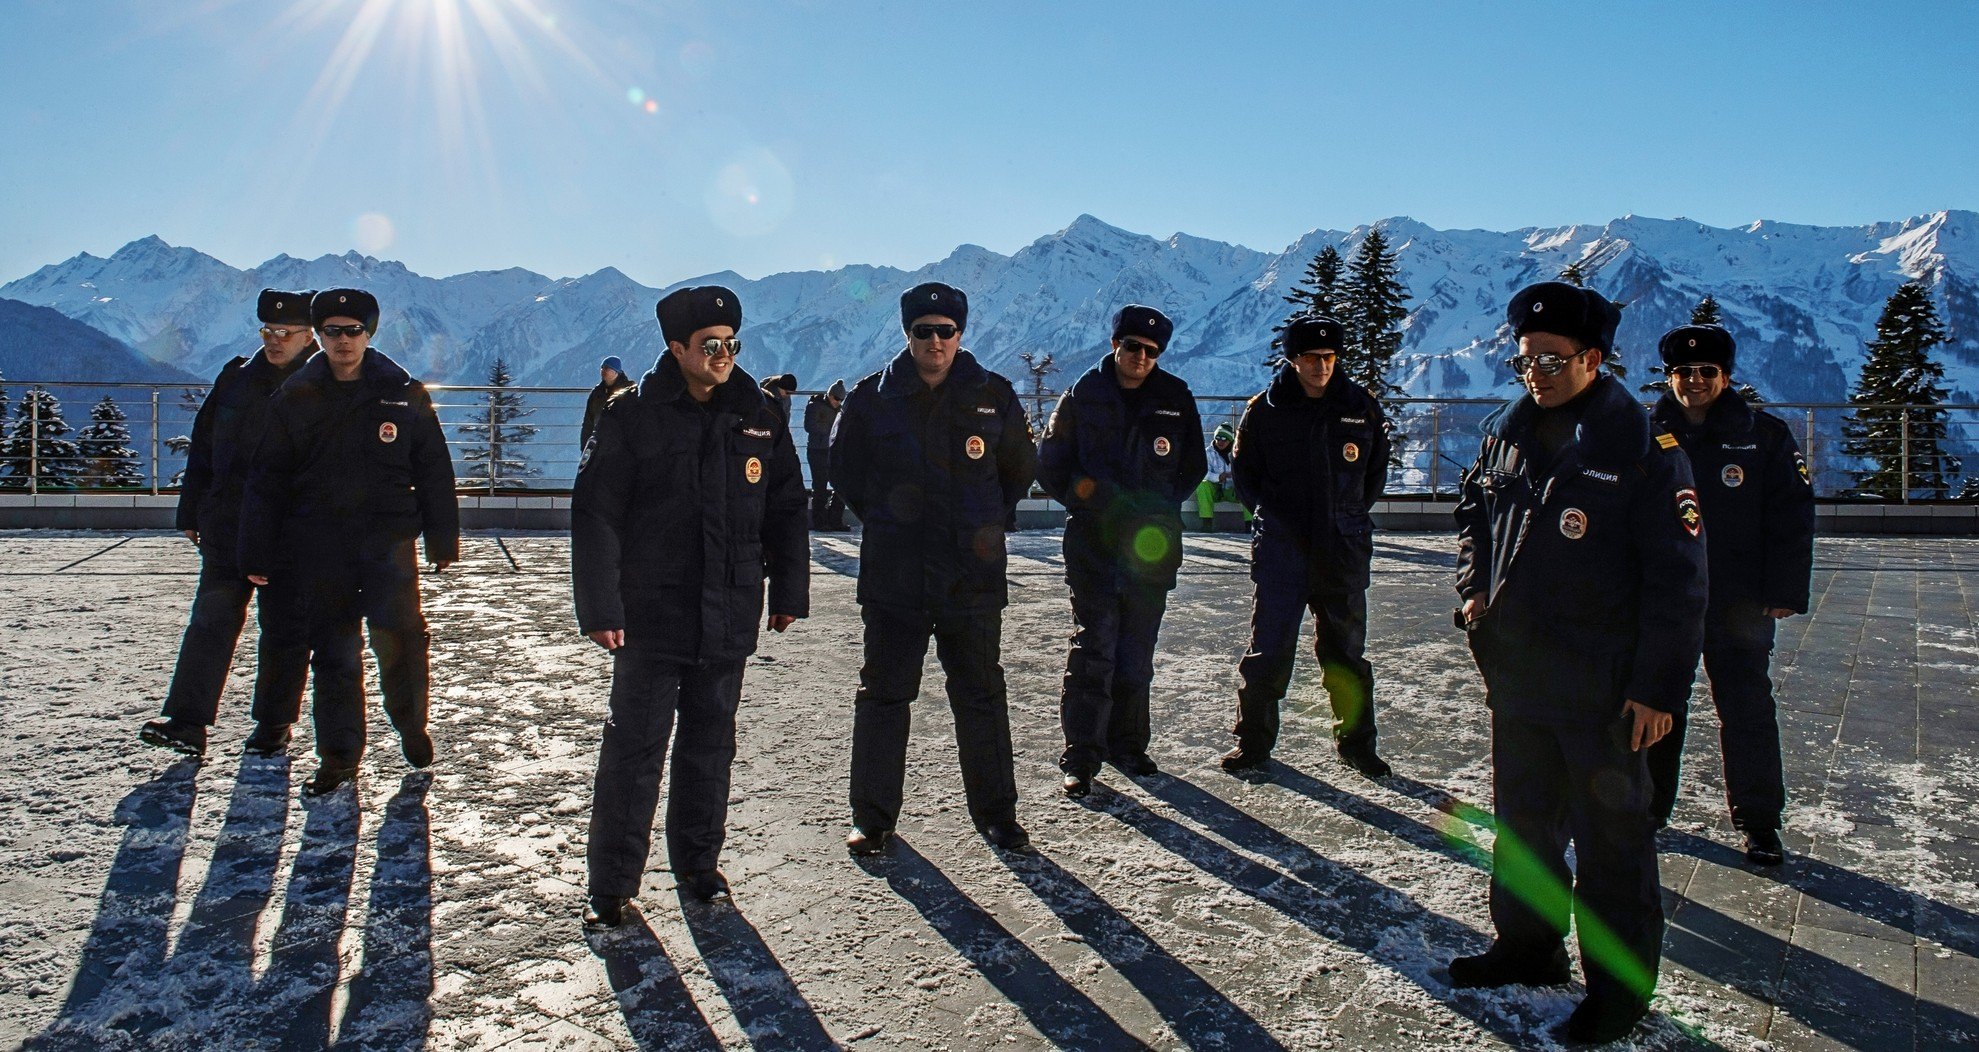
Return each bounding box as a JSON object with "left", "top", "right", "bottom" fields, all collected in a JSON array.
[
  {"left": 1691, "top": 294, "right": 1723, "bottom": 326},
  {"left": 1842, "top": 281, "right": 1961, "bottom": 499},
  {"left": 456, "top": 357, "right": 540, "bottom": 487},
  {"left": 1272, "top": 245, "right": 1344, "bottom": 349},
  {"left": 0, "top": 387, "right": 85, "bottom": 489},
  {"left": 76, "top": 395, "right": 144, "bottom": 487}
]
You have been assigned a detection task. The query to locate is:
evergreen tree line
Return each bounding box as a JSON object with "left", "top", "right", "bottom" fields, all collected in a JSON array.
[{"left": 0, "top": 356, "right": 547, "bottom": 490}]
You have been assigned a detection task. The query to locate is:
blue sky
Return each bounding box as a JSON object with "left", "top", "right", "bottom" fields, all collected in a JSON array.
[{"left": 3, "top": 0, "right": 1974, "bottom": 286}]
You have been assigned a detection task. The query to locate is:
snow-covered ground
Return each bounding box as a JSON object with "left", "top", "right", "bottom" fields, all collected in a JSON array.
[{"left": 2, "top": 531, "right": 1974, "bottom": 1050}]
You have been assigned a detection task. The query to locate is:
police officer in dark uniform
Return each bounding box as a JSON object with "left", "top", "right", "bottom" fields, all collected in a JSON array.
[
  {"left": 1220, "top": 315, "right": 1393, "bottom": 779},
  {"left": 804, "top": 379, "right": 848, "bottom": 531},
  {"left": 1037, "top": 305, "right": 1205, "bottom": 796},
  {"left": 573, "top": 286, "right": 809, "bottom": 927},
  {"left": 140, "top": 289, "right": 316, "bottom": 758},
  {"left": 581, "top": 355, "right": 635, "bottom": 450},
  {"left": 1646, "top": 324, "right": 1814, "bottom": 865},
  {"left": 1449, "top": 282, "right": 1707, "bottom": 1044},
  {"left": 240, "top": 288, "right": 459, "bottom": 796},
  {"left": 830, "top": 281, "right": 1037, "bottom": 855}
]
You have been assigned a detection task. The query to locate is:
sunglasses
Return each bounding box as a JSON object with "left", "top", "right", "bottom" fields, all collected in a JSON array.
[
  {"left": 1505, "top": 346, "right": 1591, "bottom": 376},
  {"left": 910, "top": 323, "right": 960, "bottom": 341},
  {"left": 1116, "top": 339, "right": 1162, "bottom": 359},
  {"left": 1665, "top": 364, "right": 1723, "bottom": 380},
  {"left": 259, "top": 325, "right": 306, "bottom": 339},
  {"left": 698, "top": 337, "right": 743, "bottom": 358},
  {"left": 1294, "top": 350, "right": 1338, "bottom": 364},
  {"left": 318, "top": 324, "right": 369, "bottom": 339}
]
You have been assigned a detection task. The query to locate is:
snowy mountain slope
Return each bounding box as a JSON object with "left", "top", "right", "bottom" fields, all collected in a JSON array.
[{"left": 4, "top": 211, "right": 1974, "bottom": 403}]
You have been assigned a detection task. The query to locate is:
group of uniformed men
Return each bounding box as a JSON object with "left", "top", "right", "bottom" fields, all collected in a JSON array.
[{"left": 140, "top": 273, "right": 1814, "bottom": 1045}]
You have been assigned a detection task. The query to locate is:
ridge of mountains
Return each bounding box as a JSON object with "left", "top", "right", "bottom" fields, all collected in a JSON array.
[{"left": 3, "top": 212, "right": 1975, "bottom": 406}]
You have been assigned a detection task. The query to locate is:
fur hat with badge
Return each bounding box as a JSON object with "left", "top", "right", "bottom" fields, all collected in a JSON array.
[
  {"left": 1658, "top": 324, "right": 1735, "bottom": 373},
  {"left": 311, "top": 288, "right": 381, "bottom": 334},
  {"left": 900, "top": 282, "right": 968, "bottom": 333},
  {"left": 1111, "top": 304, "right": 1173, "bottom": 352},
  {"left": 656, "top": 285, "right": 742, "bottom": 346},
  {"left": 1507, "top": 281, "right": 1621, "bottom": 352},
  {"left": 1282, "top": 315, "right": 1346, "bottom": 357},
  {"left": 258, "top": 289, "right": 315, "bottom": 327}
]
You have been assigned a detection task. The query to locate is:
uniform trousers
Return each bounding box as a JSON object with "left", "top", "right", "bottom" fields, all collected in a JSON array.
[
  {"left": 161, "top": 550, "right": 309, "bottom": 727},
  {"left": 1059, "top": 585, "right": 1166, "bottom": 776},
  {"left": 849, "top": 604, "right": 1017, "bottom": 832},
  {"left": 1233, "top": 572, "right": 1377, "bottom": 753},
  {"left": 297, "top": 536, "right": 429, "bottom": 763},
  {"left": 587, "top": 650, "right": 745, "bottom": 895},
  {"left": 806, "top": 447, "right": 841, "bottom": 529},
  {"left": 1490, "top": 710, "right": 1664, "bottom": 1005},
  {"left": 1647, "top": 607, "right": 1784, "bottom": 830}
]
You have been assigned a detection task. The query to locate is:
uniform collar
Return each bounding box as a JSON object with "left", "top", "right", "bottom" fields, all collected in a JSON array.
[
  {"left": 639, "top": 350, "right": 764, "bottom": 414},
  {"left": 877, "top": 347, "right": 987, "bottom": 399},
  {"left": 1487, "top": 372, "right": 1651, "bottom": 470}
]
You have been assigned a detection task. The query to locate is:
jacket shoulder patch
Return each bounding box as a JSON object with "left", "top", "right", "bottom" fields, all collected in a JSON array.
[{"left": 1676, "top": 488, "right": 1702, "bottom": 538}]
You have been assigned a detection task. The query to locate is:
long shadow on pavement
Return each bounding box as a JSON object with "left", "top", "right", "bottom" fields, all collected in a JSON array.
[
  {"left": 1103, "top": 777, "right": 1583, "bottom": 1049},
  {"left": 1270, "top": 766, "right": 1979, "bottom": 1051},
  {"left": 679, "top": 893, "right": 837, "bottom": 1050},
  {"left": 336, "top": 772, "right": 436, "bottom": 1050},
  {"left": 252, "top": 786, "right": 363, "bottom": 1049},
  {"left": 586, "top": 912, "right": 724, "bottom": 1051},
  {"left": 997, "top": 844, "right": 1288, "bottom": 1051},
  {"left": 26, "top": 760, "right": 201, "bottom": 1050},
  {"left": 855, "top": 837, "right": 1146, "bottom": 1050}
]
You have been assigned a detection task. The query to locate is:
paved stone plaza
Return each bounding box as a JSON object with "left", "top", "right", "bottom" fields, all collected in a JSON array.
[{"left": 1, "top": 530, "right": 1974, "bottom": 1050}]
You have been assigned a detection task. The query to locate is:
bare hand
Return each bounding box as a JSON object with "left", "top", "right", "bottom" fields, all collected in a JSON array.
[
  {"left": 182, "top": 530, "right": 199, "bottom": 544},
  {"left": 1624, "top": 700, "right": 1673, "bottom": 751},
  {"left": 588, "top": 629, "right": 624, "bottom": 651},
  {"left": 1460, "top": 596, "right": 1486, "bottom": 625},
  {"left": 247, "top": 574, "right": 269, "bottom": 586},
  {"left": 1762, "top": 607, "right": 1795, "bottom": 619},
  {"left": 768, "top": 614, "right": 798, "bottom": 633}
]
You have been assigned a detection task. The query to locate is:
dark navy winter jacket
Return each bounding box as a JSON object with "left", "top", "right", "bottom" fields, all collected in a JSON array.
[
  {"left": 829, "top": 349, "right": 1036, "bottom": 613},
  {"left": 1036, "top": 354, "right": 1206, "bottom": 593},
  {"left": 1231, "top": 366, "right": 1389, "bottom": 593},
  {"left": 1650, "top": 393, "right": 1815, "bottom": 617},
  {"left": 570, "top": 354, "right": 809, "bottom": 663},
  {"left": 803, "top": 393, "right": 838, "bottom": 451},
  {"left": 238, "top": 348, "right": 458, "bottom": 578},
  {"left": 176, "top": 347, "right": 310, "bottom": 567},
  {"left": 1453, "top": 373, "right": 1708, "bottom": 722}
]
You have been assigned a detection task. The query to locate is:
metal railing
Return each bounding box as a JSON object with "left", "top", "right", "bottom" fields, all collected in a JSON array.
[{"left": 2, "top": 380, "right": 1974, "bottom": 501}]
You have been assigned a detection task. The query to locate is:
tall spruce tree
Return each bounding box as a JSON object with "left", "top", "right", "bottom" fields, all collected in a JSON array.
[
  {"left": 76, "top": 395, "right": 144, "bottom": 487},
  {"left": 1691, "top": 294, "right": 1723, "bottom": 326},
  {"left": 456, "top": 357, "right": 540, "bottom": 486},
  {"left": 1842, "top": 281, "right": 1961, "bottom": 499},
  {"left": 1340, "top": 228, "right": 1410, "bottom": 403},
  {"left": 1273, "top": 244, "right": 1345, "bottom": 347},
  {"left": 0, "top": 387, "right": 84, "bottom": 489}
]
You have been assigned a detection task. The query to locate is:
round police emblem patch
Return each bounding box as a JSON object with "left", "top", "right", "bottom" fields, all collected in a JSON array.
[
  {"left": 1559, "top": 507, "right": 1587, "bottom": 540},
  {"left": 1342, "top": 442, "right": 1360, "bottom": 463},
  {"left": 378, "top": 421, "right": 398, "bottom": 444},
  {"left": 965, "top": 435, "right": 986, "bottom": 460},
  {"left": 1153, "top": 436, "right": 1172, "bottom": 457},
  {"left": 744, "top": 456, "right": 762, "bottom": 484},
  {"left": 1721, "top": 463, "right": 1745, "bottom": 488}
]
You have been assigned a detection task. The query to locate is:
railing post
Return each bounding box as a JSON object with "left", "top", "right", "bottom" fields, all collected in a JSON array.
[
  {"left": 150, "top": 388, "right": 161, "bottom": 496},
  {"left": 488, "top": 389, "right": 498, "bottom": 496},
  {"left": 1803, "top": 408, "right": 1816, "bottom": 496},
  {"left": 29, "top": 392, "right": 40, "bottom": 496},
  {"left": 1429, "top": 405, "right": 1441, "bottom": 496},
  {"left": 1900, "top": 405, "right": 1911, "bottom": 503}
]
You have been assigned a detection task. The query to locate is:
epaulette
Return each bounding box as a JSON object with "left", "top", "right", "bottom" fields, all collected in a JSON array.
[{"left": 1654, "top": 432, "right": 1679, "bottom": 452}]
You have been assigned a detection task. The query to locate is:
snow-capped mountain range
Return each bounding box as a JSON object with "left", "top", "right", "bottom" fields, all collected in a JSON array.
[{"left": 4, "top": 212, "right": 1975, "bottom": 404}]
